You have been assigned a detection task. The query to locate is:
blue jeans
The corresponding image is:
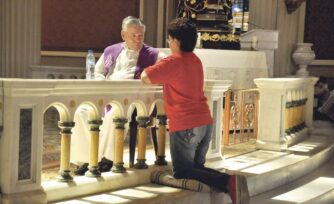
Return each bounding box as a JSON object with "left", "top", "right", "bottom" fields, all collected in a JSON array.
[{"left": 170, "top": 124, "right": 229, "bottom": 192}]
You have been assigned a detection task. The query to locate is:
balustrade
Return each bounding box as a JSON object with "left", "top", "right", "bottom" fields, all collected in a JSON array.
[
  {"left": 0, "top": 78, "right": 230, "bottom": 200},
  {"left": 254, "top": 77, "right": 317, "bottom": 151}
]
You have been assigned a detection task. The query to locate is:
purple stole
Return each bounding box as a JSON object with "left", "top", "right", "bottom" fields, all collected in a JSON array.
[{"left": 103, "top": 43, "right": 159, "bottom": 79}]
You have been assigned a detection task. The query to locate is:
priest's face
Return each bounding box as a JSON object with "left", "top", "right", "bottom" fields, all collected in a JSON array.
[{"left": 121, "top": 25, "right": 145, "bottom": 51}]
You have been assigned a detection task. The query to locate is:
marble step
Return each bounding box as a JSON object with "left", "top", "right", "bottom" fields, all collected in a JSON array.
[
  {"left": 250, "top": 157, "right": 334, "bottom": 204},
  {"left": 45, "top": 135, "right": 334, "bottom": 204},
  {"left": 50, "top": 183, "right": 231, "bottom": 204}
]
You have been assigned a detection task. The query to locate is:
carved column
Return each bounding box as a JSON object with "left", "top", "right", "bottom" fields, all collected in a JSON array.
[
  {"left": 0, "top": 0, "right": 41, "bottom": 78},
  {"left": 134, "top": 116, "right": 150, "bottom": 169},
  {"left": 155, "top": 115, "right": 167, "bottom": 165},
  {"left": 57, "top": 121, "right": 75, "bottom": 182},
  {"left": 285, "top": 91, "right": 293, "bottom": 135},
  {"left": 112, "top": 118, "right": 128, "bottom": 173},
  {"left": 85, "top": 120, "right": 103, "bottom": 177}
]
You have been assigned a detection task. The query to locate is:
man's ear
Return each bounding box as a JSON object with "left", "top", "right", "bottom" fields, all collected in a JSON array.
[{"left": 121, "top": 31, "right": 126, "bottom": 41}]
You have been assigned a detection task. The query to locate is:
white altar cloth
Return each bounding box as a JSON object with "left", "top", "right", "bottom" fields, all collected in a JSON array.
[{"left": 158, "top": 48, "right": 268, "bottom": 89}]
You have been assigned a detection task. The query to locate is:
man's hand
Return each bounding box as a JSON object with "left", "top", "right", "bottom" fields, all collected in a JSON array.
[{"left": 141, "top": 70, "right": 152, "bottom": 84}]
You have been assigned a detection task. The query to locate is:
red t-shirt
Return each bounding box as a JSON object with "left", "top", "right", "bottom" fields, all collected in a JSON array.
[{"left": 145, "top": 52, "right": 213, "bottom": 132}]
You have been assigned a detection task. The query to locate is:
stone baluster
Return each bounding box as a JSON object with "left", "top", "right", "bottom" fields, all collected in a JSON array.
[
  {"left": 112, "top": 118, "right": 128, "bottom": 173},
  {"left": 155, "top": 115, "right": 167, "bottom": 166},
  {"left": 85, "top": 120, "right": 103, "bottom": 177},
  {"left": 301, "top": 89, "right": 307, "bottom": 127},
  {"left": 134, "top": 116, "right": 150, "bottom": 169},
  {"left": 57, "top": 121, "right": 75, "bottom": 182},
  {"left": 296, "top": 88, "right": 302, "bottom": 129},
  {"left": 285, "top": 90, "right": 293, "bottom": 135},
  {"left": 291, "top": 89, "right": 298, "bottom": 133}
]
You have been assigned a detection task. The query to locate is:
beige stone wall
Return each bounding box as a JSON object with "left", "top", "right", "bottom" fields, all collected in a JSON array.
[{"left": 249, "top": 0, "right": 302, "bottom": 77}]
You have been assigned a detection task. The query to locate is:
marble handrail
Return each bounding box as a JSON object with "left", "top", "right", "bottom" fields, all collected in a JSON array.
[{"left": 0, "top": 78, "right": 231, "bottom": 196}]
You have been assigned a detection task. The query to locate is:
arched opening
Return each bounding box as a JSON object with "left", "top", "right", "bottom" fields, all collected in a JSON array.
[
  {"left": 42, "top": 106, "right": 61, "bottom": 181},
  {"left": 42, "top": 102, "right": 72, "bottom": 181}
]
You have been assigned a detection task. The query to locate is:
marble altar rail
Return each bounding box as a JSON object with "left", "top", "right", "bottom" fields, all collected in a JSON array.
[
  {"left": 0, "top": 77, "right": 317, "bottom": 203},
  {"left": 0, "top": 79, "right": 230, "bottom": 198}
]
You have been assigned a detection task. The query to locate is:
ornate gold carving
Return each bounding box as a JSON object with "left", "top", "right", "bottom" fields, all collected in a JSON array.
[
  {"left": 201, "top": 33, "right": 239, "bottom": 42},
  {"left": 69, "top": 100, "right": 76, "bottom": 108}
]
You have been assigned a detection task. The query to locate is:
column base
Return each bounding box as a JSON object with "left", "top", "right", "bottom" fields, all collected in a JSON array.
[
  {"left": 112, "top": 162, "right": 126, "bottom": 173},
  {"left": 57, "top": 170, "right": 73, "bottom": 182},
  {"left": 134, "top": 159, "right": 148, "bottom": 169},
  {"left": 154, "top": 155, "right": 167, "bottom": 166},
  {"left": 85, "top": 165, "right": 101, "bottom": 177}
]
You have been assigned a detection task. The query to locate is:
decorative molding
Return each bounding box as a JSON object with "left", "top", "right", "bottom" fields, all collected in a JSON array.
[{"left": 201, "top": 33, "right": 239, "bottom": 42}]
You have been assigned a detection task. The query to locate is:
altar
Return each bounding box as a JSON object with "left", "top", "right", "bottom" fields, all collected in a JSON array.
[{"left": 158, "top": 48, "right": 268, "bottom": 89}]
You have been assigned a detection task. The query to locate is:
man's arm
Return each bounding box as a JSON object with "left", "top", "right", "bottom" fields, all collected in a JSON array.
[{"left": 141, "top": 70, "right": 152, "bottom": 84}]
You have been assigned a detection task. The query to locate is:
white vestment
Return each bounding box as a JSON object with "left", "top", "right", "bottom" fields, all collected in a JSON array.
[{"left": 70, "top": 45, "right": 165, "bottom": 164}]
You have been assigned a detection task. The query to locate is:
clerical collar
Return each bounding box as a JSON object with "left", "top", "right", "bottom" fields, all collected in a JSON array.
[{"left": 123, "top": 43, "right": 143, "bottom": 53}]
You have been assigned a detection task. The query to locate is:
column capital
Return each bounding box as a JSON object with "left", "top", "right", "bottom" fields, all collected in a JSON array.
[
  {"left": 136, "top": 116, "right": 150, "bottom": 128},
  {"left": 58, "top": 121, "right": 75, "bottom": 134},
  {"left": 157, "top": 115, "right": 167, "bottom": 125},
  {"left": 88, "top": 120, "right": 103, "bottom": 132},
  {"left": 113, "top": 118, "right": 128, "bottom": 129}
]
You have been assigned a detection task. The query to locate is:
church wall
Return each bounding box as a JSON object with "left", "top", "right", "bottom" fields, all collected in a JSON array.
[
  {"left": 249, "top": 0, "right": 301, "bottom": 77},
  {"left": 38, "top": 0, "right": 167, "bottom": 72},
  {"left": 1, "top": 0, "right": 331, "bottom": 79}
]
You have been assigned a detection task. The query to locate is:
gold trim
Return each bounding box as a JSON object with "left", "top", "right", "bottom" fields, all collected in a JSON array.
[
  {"left": 69, "top": 100, "right": 76, "bottom": 108},
  {"left": 98, "top": 99, "right": 104, "bottom": 107},
  {"left": 123, "top": 98, "right": 128, "bottom": 106},
  {"left": 201, "top": 33, "right": 239, "bottom": 42}
]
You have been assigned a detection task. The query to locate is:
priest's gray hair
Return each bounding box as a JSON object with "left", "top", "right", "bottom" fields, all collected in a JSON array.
[{"left": 122, "top": 16, "right": 146, "bottom": 32}]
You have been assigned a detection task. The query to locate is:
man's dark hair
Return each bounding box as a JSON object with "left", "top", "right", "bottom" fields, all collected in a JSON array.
[{"left": 167, "top": 18, "right": 197, "bottom": 52}]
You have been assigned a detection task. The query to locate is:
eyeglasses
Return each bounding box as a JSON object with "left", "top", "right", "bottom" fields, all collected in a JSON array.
[{"left": 166, "top": 37, "right": 175, "bottom": 44}]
